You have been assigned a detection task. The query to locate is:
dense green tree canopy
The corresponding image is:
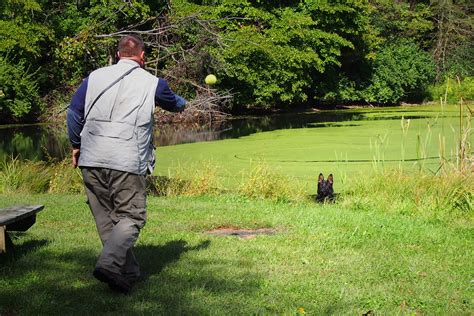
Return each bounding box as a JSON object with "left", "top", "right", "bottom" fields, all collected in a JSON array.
[{"left": 0, "top": 0, "right": 472, "bottom": 121}]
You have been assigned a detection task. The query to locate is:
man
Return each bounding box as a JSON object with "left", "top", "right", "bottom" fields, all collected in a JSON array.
[{"left": 67, "top": 34, "right": 186, "bottom": 294}]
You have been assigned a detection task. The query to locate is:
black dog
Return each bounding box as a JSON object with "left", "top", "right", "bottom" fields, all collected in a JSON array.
[{"left": 316, "top": 173, "right": 334, "bottom": 202}]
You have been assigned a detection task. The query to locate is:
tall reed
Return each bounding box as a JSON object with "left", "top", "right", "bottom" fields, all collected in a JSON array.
[
  {"left": 48, "top": 159, "right": 84, "bottom": 193},
  {"left": 0, "top": 156, "right": 83, "bottom": 194},
  {"left": 436, "top": 77, "right": 473, "bottom": 174},
  {"left": 238, "top": 162, "right": 306, "bottom": 202},
  {"left": 341, "top": 169, "right": 473, "bottom": 217},
  {"left": 148, "top": 160, "right": 222, "bottom": 196},
  {"left": 0, "top": 157, "right": 50, "bottom": 193}
]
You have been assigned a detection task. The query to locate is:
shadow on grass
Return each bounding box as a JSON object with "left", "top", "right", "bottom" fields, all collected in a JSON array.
[
  {"left": 0, "top": 239, "right": 262, "bottom": 314},
  {"left": 0, "top": 235, "right": 50, "bottom": 265},
  {"left": 136, "top": 239, "right": 211, "bottom": 278}
]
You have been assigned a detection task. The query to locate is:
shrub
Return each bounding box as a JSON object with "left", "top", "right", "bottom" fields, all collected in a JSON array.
[
  {"left": 0, "top": 56, "right": 43, "bottom": 121},
  {"left": 428, "top": 76, "right": 474, "bottom": 104},
  {"left": 363, "top": 40, "right": 436, "bottom": 104}
]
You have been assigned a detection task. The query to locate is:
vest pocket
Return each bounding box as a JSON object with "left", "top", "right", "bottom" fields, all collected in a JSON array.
[{"left": 86, "top": 120, "right": 134, "bottom": 140}]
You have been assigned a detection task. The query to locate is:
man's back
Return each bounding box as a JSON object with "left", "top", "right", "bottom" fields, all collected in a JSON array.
[{"left": 79, "top": 59, "right": 158, "bottom": 174}]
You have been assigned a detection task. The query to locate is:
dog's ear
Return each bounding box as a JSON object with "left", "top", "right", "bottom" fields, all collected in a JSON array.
[
  {"left": 318, "top": 173, "right": 324, "bottom": 183},
  {"left": 327, "top": 174, "right": 334, "bottom": 184}
]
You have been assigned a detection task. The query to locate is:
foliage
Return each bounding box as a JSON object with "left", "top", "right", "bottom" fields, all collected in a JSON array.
[
  {"left": 320, "top": 40, "right": 436, "bottom": 104},
  {"left": 369, "top": 0, "right": 434, "bottom": 49},
  {"left": 430, "top": 0, "right": 474, "bottom": 79},
  {"left": 52, "top": 0, "right": 154, "bottom": 84},
  {"left": 443, "top": 41, "right": 474, "bottom": 78},
  {"left": 0, "top": 56, "right": 43, "bottom": 121},
  {"left": 362, "top": 40, "right": 436, "bottom": 104},
  {"left": 0, "top": 0, "right": 472, "bottom": 122},
  {"left": 172, "top": 0, "right": 368, "bottom": 108},
  {"left": 0, "top": 0, "right": 163, "bottom": 120},
  {"left": 428, "top": 76, "right": 474, "bottom": 104},
  {"left": 0, "top": 0, "right": 49, "bottom": 121},
  {"left": 0, "top": 0, "right": 52, "bottom": 62}
]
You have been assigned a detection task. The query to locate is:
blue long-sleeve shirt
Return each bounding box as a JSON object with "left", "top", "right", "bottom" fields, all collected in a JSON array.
[{"left": 67, "top": 77, "right": 186, "bottom": 149}]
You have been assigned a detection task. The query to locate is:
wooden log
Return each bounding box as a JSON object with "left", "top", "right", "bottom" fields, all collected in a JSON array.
[{"left": 0, "top": 225, "right": 5, "bottom": 253}]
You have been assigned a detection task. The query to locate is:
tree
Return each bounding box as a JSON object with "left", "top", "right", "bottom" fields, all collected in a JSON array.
[
  {"left": 0, "top": 0, "right": 50, "bottom": 121},
  {"left": 170, "top": 0, "right": 372, "bottom": 109},
  {"left": 51, "top": 0, "right": 155, "bottom": 84},
  {"left": 363, "top": 40, "right": 435, "bottom": 104},
  {"left": 430, "top": 0, "right": 474, "bottom": 79}
]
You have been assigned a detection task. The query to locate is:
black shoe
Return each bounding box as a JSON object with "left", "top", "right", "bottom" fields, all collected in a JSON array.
[{"left": 93, "top": 267, "right": 132, "bottom": 294}]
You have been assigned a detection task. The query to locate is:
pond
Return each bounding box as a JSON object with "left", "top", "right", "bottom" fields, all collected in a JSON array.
[
  {"left": 152, "top": 104, "right": 470, "bottom": 190},
  {"left": 0, "top": 107, "right": 409, "bottom": 162},
  {"left": 0, "top": 104, "right": 469, "bottom": 190}
]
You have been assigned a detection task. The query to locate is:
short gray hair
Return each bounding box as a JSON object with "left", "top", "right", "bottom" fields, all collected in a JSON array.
[{"left": 118, "top": 34, "right": 144, "bottom": 57}]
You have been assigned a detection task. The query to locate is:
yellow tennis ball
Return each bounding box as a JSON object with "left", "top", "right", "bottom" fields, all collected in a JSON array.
[{"left": 205, "top": 74, "right": 217, "bottom": 85}]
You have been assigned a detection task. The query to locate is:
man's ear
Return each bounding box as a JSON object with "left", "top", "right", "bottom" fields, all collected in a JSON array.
[
  {"left": 139, "top": 51, "right": 145, "bottom": 67},
  {"left": 117, "top": 51, "right": 121, "bottom": 59}
]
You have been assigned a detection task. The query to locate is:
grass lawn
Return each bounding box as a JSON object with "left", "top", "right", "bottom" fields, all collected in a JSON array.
[{"left": 1, "top": 193, "right": 472, "bottom": 314}]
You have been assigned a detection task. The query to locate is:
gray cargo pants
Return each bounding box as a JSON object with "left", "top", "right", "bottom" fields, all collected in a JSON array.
[{"left": 81, "top": 167, "right": 147, "bottom": 280}]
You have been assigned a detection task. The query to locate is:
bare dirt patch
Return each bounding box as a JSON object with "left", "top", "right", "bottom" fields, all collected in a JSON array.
[{"left": 205, "top": 227, "right": 277, "bottom": 239}]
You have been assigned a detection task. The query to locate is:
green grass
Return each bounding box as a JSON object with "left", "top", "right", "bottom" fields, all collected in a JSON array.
[
  {"left": 154, "top": 104, "right": 472, "bottom": 192},
  {"left": 1, "top": 193, "right": 472, "bottom": 314},
  {"left": 1, "top": 103, "right": 472, "bottom": 313}
]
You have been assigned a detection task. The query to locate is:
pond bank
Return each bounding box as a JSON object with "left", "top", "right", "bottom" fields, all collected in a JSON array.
[
  {"left": 1, "top": 156, "right": 472, "bottom": 217},
  {"left": 1, "top": 104, "right": 471, "bottom": 192}
]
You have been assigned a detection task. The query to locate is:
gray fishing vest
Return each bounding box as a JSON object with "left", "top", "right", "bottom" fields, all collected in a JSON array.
[{"left": 78, "top": 59, "right": 158, "bottom": 175}]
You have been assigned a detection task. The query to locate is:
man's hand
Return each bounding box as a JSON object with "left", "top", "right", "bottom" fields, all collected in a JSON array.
[{"left": 72, "top": 148, "right": 80, "bottom": 168}]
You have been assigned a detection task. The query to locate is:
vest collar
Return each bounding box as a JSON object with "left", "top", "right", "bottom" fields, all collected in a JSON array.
[{"left": 117, "top": 59, "right": 141, "bottom": 67}]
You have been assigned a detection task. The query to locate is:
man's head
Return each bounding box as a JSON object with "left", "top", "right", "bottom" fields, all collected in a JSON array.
[{"left": 117, "top": 34, "right": 145, "bottom": 66}]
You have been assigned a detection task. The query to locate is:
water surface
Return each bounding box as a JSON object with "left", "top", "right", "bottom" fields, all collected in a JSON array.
[{"left": 0, "top": 105, "right": 462, "bottom": 163}]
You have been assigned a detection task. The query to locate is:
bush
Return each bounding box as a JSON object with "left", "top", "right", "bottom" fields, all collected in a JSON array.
[
  {"left": 428, "top": 76, "right": 474, "bottom": 104},
  {"left": 0, "top": 56, "right": 43, "bottom": 121},
  {"left": 0, "top": 157, "right": 50, "bottom": 194},
  {"left": 363, "top": 40, "right": 436, "bottom": 104}
]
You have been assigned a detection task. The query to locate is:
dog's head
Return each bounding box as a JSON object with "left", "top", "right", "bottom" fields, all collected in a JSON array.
[{"left": 317, "top": 173, "right": 334, "bottom": 202}]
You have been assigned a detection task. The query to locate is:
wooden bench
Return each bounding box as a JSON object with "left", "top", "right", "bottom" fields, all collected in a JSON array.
[{"left": 0, "top": 205, "right": 44, "bottom": 253}]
